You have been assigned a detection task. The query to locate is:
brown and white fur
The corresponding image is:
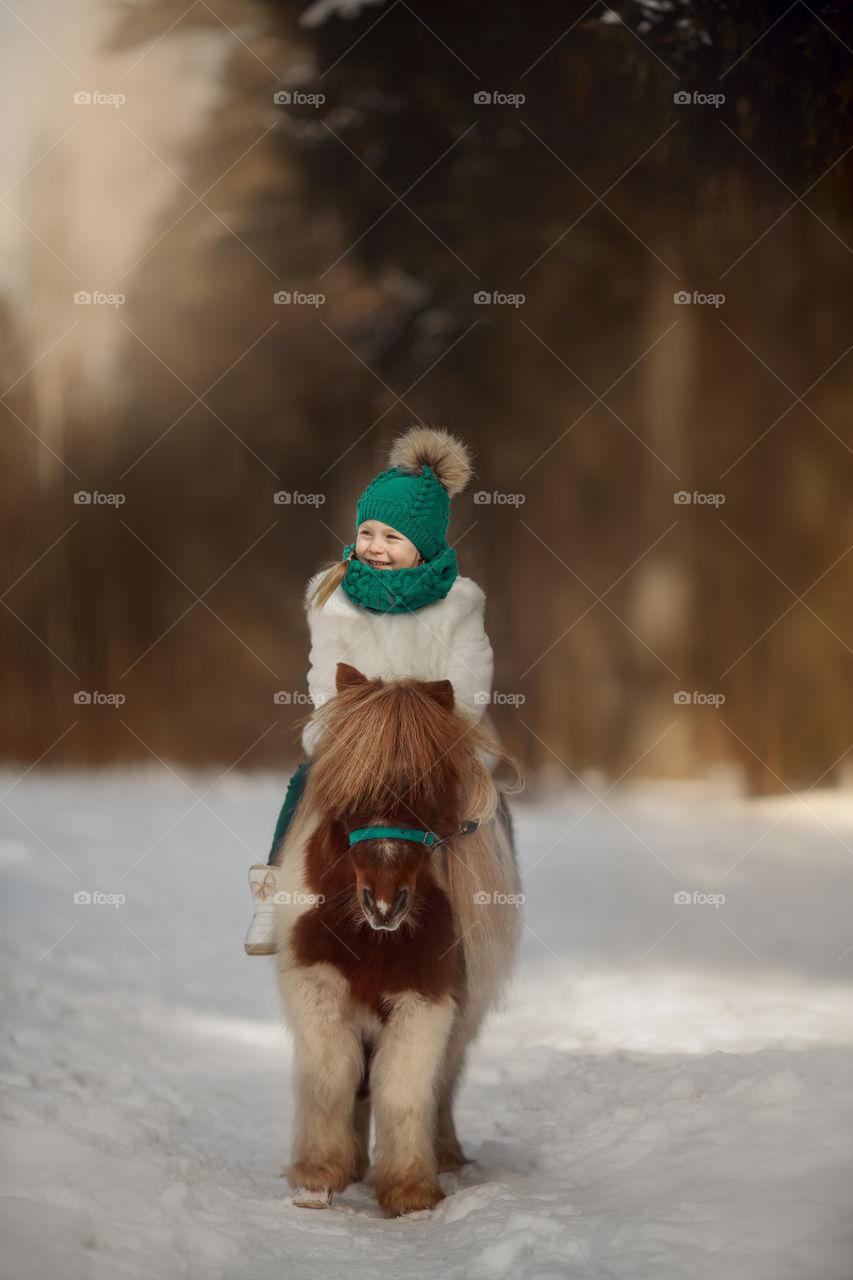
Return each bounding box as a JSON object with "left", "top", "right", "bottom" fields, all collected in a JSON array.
[{"left": 274, "top": 662, "right": 524, "bottom": 1217}]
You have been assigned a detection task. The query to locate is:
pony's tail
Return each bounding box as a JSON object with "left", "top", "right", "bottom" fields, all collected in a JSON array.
[{"left": 307, "top": 553, "right": 353, "bottom": 610}]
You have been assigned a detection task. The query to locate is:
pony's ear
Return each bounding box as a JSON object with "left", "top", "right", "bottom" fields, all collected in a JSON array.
[
  {"left": 420, "top": 679, "right": 454, "bottom": 713},
  {"left": 336, "top": 662, "right": 369, "bottom": 692}
]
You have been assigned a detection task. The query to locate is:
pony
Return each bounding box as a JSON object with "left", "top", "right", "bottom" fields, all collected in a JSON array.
[{"left": 273, "top": 661, "right": 524, "bottom": 1217}]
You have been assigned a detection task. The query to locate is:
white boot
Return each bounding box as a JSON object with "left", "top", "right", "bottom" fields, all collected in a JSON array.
[{"left": 244, "top": 864, "right": 279, "bottom": 955}]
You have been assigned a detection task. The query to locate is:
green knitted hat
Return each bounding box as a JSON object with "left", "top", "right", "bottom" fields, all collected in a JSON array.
[{"left": 355, "top": 427, "right": 473, "bottom": 561}]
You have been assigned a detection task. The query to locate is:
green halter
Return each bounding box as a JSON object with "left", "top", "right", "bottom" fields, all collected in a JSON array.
[
  {"left": 347, "top": 820, "right": 479, "bottom": 847},
  {"left": 348, "top": 825, "right": 437, "bottom": 847}
]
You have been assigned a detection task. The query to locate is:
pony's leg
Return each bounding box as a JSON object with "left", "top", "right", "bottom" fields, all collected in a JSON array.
[
  {"left": 350, "top": 1039, "right": 372, "bottom": 1182},
  {"left": 370, "top": 994, "right": 456, "bottom": 1216},
  {"left": 434, "top": 1004, "right": 481, "bottom": 1171},
  {"left": 435, "top": 1101, "right": 465, "bottom": 1172},
  {"left": 435, "top": 1054, "right": 468, "bottom": 1171},
  {"left": 351, "top": 1094, "right": 371, "bottom": 1182},
  {"left": 285, "top": 966, "right": 364, "bottom": 1201}
]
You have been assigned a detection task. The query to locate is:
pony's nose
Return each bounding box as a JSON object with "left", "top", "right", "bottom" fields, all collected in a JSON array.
[
  {"left": 361, "top": 887, "right": 409, "bottom": 929},
  {"left": 375, "top": 889, "right": 407, "bottom": 920}
]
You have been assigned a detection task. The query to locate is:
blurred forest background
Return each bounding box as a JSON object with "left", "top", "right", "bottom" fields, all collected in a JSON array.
[{"left": 1, "top": 0, "right": 852, "bottom": 793}]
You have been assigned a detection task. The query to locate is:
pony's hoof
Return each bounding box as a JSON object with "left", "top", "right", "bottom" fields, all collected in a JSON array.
[
  {"left": 291, "top": 1186, "right": 332, "bottom": 1209},
  {"left": 289, "top": 1159, "right": 348, "bottom": 1194},
  {"left": 377, "top": 1177, "right": 445, "bottom": 1217},
  {"left": 436, "top": 1146, "right": 469, "bottom": 1173}
]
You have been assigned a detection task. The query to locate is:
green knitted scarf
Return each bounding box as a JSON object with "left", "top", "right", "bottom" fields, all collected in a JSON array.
[{"left": 340, "top": 543, "right": 458, "bottom": 614}]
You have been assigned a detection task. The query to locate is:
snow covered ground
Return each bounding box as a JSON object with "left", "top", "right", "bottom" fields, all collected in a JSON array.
[{"left": 2, "top": 765, "right": 853, "bottom": 1279}]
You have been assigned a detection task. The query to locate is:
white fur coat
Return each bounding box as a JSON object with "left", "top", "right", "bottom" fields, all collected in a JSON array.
[{"left": 300, "top": 570, "right": 498, "bottom": 765}]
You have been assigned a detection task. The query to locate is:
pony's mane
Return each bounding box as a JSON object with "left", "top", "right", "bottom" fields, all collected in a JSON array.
[{"left": 299, "top": 678, "right": 523, "bottom": 825}]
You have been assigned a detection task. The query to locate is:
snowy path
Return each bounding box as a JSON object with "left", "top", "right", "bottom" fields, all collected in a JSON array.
[{"left": 2, "top": 768, "right": 853, "bottom": 1279}]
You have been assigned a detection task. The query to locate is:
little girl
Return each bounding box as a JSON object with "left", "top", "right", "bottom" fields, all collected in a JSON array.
[{"left": 244, "top": 425, "right": 499, "bottom": 954}]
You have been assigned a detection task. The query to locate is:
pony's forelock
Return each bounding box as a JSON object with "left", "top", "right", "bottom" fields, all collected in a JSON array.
[{"left": 301, "top": 678, "right": 523, "bottom": 824}]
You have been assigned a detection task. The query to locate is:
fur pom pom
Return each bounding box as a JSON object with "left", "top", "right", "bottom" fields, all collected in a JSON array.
[{"left": 387, "top": 426, "right": 473, "bottom": 497}]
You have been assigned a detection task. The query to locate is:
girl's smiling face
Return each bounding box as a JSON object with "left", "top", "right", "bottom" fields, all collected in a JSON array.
[{"left": 356, "top": 520, "right": 423, "bottom": 570}]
